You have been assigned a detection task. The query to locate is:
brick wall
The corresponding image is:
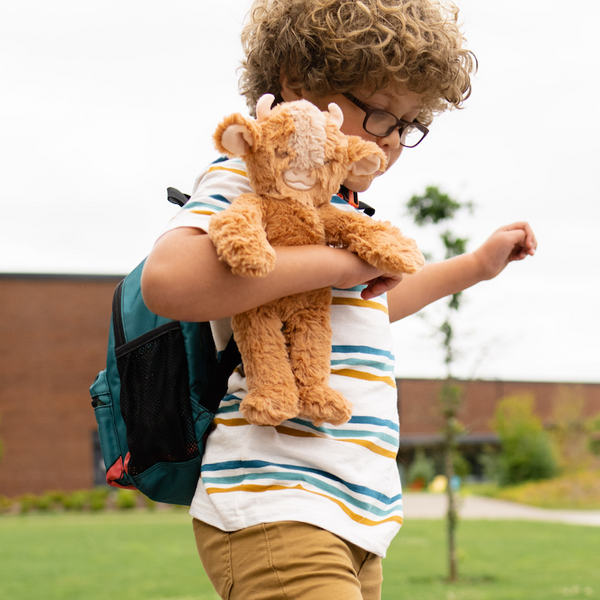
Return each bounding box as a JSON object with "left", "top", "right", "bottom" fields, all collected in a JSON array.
[
  {"left": 1, "top": 275, "right": 599, "bottom": 497},
  {"left": 0, "top": 275, "right": 121, "bottom": 497}
]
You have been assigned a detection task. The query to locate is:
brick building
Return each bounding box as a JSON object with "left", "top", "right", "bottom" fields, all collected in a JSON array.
[{"left": 1, "top": 274, "right": 599, "bottom": 497}]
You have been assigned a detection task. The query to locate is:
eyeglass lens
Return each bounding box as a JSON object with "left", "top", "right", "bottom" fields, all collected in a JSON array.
[{"left": 366, "top": 112, "right": 423, "bottom": 147}]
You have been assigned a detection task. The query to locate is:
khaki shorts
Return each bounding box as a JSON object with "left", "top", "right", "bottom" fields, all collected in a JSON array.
[{"left": 193, "top": 519, "right": 382, "bottom": 600}]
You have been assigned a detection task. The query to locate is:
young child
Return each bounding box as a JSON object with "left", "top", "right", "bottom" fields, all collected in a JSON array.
[{"left": 141, "top": 1, "right": 537, "bottom": 598}]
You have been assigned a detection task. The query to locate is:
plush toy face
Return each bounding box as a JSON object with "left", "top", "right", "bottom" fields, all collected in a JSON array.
[{"left": 213, "top": 95, "right": 387, "bottom": 207}]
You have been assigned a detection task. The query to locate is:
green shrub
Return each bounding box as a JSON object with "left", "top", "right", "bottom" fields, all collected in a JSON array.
[
  {"left": 407, "top": 449, "right": 435, "bottom": 488},
  {"left": 89, "top": 488, "right": 110, "bottom": 511},
  {"left": 493, "top": 395, "right": 558, "bottom": 486},
  {"left": 35, "top": 494, "right": 54, "bottom": 511},
  {"left": 453, "top": 451, "right": 471, "bottom": 478},
  {"left": 0, "top": 495, "right": 13, "bottom": 513},
  {"left": 115, "top": 489, "right": 137, "bottom": 510},
  {"left": 46, "top": 490, "right": 69, "bottom": 507},
  {"left": 64, "top": 491, "right": 89, "bottom": 511},
  {"left": 19, "top": 494, "right": 38, "bottom": 514}
]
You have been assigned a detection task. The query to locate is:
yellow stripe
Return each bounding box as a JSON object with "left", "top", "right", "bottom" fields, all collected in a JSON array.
[
  {"left": 276, "top": 425, "right": 395, "bottom": 458},
  {"left": 330, "top": 369, "right": 397, "bottom": 388},
  {"left": 211, "top": 421, "right": 395, "bottom": 459},
  {"left": 206, "top": 483, "right": 403, "bottom": 526},
  {"left": 189, "top": 210, "right": 215, "bottom": 216},
  {"left": 331, "top": 297, "right": 388, "bottom": 314},
  {"left": 208, "top": 165, "right": 247, "bottom": 177},
  {"left": 213, "top": 418, "right": 248, "bottom": 427}
]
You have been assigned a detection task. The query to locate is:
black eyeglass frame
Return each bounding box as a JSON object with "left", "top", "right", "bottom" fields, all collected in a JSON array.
[{"left": 342, "top": 93, "right": 429, "bottom": 148}]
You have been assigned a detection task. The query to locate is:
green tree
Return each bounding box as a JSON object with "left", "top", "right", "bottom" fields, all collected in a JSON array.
[
  {"left": 406, "top": 185, "right": 472, "bottom": 582},
  {"left": 493, "top": 394, "right": 558, "bottom": 486}
]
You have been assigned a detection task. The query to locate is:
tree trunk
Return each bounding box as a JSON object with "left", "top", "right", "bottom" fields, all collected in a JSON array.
[{"left": 445, "top": 439, "right": 458, "bottom": 582}]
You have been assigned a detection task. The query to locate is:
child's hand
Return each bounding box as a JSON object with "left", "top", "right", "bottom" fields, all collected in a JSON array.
[
  {"left": 332, "top": 250, "right": 404, "bottom": 299},
  {"left": 361, "top": 273, "right": 404, "bottom": 300},
  {"left": 474, "top": 222, "right": 537, "bottom": 281}
]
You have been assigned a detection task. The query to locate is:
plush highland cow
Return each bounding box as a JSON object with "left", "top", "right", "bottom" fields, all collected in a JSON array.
[{"left": 209, "top": 94, "right": 424, "bottom": 427}]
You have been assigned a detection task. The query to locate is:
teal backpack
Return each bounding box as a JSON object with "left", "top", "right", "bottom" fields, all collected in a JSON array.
[{"left": 89, "top": 189, "right": 240, "bottom": 506}]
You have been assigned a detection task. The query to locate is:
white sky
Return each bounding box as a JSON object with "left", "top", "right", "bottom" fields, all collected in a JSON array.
[{"left": 1, "top": 0, "right": 599, "bottom": 384}]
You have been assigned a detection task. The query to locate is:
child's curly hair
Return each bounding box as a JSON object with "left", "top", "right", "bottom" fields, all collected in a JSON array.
[{"left": 239, "top": 0, "right": 476, "bottom": 125}]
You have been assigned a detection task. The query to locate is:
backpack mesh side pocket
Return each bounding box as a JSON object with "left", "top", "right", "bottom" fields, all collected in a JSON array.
[{"left": 115, "top": 322, "right": 199, "bottom": 477}]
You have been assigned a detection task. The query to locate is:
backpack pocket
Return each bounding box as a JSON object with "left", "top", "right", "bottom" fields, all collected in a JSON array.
[
  {"left": 90, "top": 370, "right": 134, "bottom": 488},
  {"left": 115, "top": 322, "right": 201, "bottom": 501}
]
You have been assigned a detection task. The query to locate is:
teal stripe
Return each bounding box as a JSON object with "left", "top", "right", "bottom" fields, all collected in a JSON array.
[
  {"left": 202, "top": 471, "right": 402, "bottom": 517},
  {"left": 330, "top": 358, "right": 394, "bottom": 372},
  {"left": 332, "top": 285, "right": 367, "bottom": 292},
  {"left": 204, "top": 459, "right": 402, "bottom": 503},
  {"left": 351, "top": 415, "right": 399, "bottom": 433},
  {"left": 208, "top": 194, "right": 232, "bottom": 204},
  {"left": 331, "top": 345, "right": 395, "bottom": 361},
  {"left": 217, "top": 402, "right": 242, "bottom": 415},
  {"left": 185, "top": 200, "right": 226, "bottom": 212},
  {"left": 290, "top": 418, "right": 398, "bottom": 447}
]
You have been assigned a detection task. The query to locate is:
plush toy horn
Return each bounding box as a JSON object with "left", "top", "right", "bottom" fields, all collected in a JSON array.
[
  {"left": 256, "top": 94, "right": 275, "bottom": 123},
  {"left": 327, "top": 103, "right": 344, "bottom": 129}
]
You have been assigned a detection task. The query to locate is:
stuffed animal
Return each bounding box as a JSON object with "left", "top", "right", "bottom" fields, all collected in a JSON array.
[{"left": 209, "top": 94, "right": 424, "bottom": 427}]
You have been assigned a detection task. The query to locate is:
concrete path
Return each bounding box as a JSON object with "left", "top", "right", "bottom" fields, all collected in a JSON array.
[{"left": 403, "top": 493, "right": 600, "bottom": 527}]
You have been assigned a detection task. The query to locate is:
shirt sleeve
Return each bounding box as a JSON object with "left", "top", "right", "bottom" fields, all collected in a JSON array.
[{"left": 158, "top": 157, "right": 253, "bottom": 237}]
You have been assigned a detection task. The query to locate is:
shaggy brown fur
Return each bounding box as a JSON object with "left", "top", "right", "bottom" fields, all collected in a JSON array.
[{"left": 209, "top": 96, "right": 424, "bottom": 427}]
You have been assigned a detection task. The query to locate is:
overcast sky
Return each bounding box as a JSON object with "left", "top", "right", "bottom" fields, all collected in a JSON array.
[{"left": 1, "top": 0, "right": 599, "bottom": 385}]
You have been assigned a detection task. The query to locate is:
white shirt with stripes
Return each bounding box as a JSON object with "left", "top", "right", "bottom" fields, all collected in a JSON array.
[{"left": 161, "top": 157, "right": 403, "bottom": 557}]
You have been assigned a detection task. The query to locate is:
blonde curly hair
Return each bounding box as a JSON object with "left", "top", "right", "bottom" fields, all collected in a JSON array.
[{"left": 239, "top": 0, "right": 476, "bottom": 125}]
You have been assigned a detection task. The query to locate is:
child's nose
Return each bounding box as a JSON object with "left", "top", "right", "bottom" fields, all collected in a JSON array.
[{"left": 377, "top": 128, "right": 401, "bottom": 149}]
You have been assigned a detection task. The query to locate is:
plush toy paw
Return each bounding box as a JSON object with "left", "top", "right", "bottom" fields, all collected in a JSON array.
[
  {"left": 209, "top": 211, "right": 277, "bottom": 277},
  {"left": 298, "top": 386, "right": 353, "bottom": 427},
  {"left": 240, "top": 387, "right": 300, "bottom": 426},
  {"left": 358, "top": 230, "right": 425, "bottom": 275},
  {"left": 226, "top": 247, "right": 276, "bottom": 278}
]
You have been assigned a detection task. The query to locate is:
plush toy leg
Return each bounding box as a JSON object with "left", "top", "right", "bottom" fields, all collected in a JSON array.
[
  {"left": 285, "top": 290, "right": 353, "bottom": 427},
  {"left": 232, "top": 308, "right": 300, "bottom": 426}
]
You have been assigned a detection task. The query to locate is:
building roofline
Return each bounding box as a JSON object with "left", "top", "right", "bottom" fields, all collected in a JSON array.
[
  {"left": 0, "top": 272, "right": 125, "bottom": 281},
  {"left": 396, "top": 376, "right": 600, "bottom": 386}
]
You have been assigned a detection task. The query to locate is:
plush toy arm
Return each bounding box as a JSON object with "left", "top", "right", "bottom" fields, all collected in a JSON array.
[
  {"left": 320, "top": 203, "right": 425, "bottom": 275},
  {"left": 208, "top": 194, "right": 276, "bottom": 277}
]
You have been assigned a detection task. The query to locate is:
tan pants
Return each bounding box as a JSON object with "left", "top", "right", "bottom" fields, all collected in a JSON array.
[{"left": 193, "top": 519, "right": 382, "bottom": 600}]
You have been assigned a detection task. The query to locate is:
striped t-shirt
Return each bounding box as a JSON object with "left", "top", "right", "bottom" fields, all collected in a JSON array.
[{"left": 161, "top": 157, "right": 403, "bottom": 557}]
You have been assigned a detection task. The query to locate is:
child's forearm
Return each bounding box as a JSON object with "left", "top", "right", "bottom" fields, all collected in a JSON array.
[
  {"left": 388, "top": 252, "right": 483, "bottom": 322},
  {"left": 141, "top": 227, "right": 379, "bottom": 322}
]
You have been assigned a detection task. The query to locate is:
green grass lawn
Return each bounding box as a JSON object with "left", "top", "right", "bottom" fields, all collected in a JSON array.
[{"left": 1, "top": 511, "right": 598, "bottom": 600}]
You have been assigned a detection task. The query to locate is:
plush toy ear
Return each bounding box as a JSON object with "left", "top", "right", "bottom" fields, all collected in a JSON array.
[
  {"left": 349, "top": 153, "right": 381, "bottom": 176},
  {"left": 221, "top": 124, "right": 254, "bottom": 156},
  {"left": 327, "top": 102, "right": 344, "bottom": 129},
  {"left": 346, "top": 136, "right": 387, "bottom": 176},
  {"left": 214, "top": 114, "right": 258, "bottom": 157}
]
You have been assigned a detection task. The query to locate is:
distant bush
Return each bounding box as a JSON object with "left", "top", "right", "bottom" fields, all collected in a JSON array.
[
  {"left": 407, "top": 449, "right": 436, "bottom": 489},
  {"left": 492, "top": 394, "right": 558, "bottom": 486},
  {"left": 19, "top": 493, "right": 39, "bottom": 514},
  {"left": 495, "top": 470, "right": 600, "bottom": 510},
  {"left": 0, "top": 495, "right": 13, "bottom": 513},
  {"left": 64, "top": 490, "right": 89, "bottom": 511},
  {"left": 115, "top": 489, "right": 137, "bottom": 510}
]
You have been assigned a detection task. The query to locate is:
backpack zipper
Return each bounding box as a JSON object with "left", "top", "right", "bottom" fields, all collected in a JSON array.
[{"left": 112, "top": 279, "right": 126, "bottom": 348}]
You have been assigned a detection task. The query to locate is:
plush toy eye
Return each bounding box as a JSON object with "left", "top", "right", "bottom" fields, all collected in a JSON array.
[{"left": 275, "top": 149, "right": 289, "bottom": 159}]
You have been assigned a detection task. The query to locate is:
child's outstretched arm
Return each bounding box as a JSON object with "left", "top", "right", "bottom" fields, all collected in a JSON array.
[
  {"left": 141, "top": 227, "right": 389, "bottom": 322},
  {"left": 386, "top": 222, "right": 537, "bottom": 323}
]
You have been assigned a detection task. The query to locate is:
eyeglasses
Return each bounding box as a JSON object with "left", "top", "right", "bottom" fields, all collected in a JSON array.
[{"left": 342, "top": 93, "right": 429, "bottom": 148}]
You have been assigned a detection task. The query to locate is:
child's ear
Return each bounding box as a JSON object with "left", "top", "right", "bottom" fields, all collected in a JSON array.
[{"left": 214, "top": 114, "right": 258, "bottom": 157}]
